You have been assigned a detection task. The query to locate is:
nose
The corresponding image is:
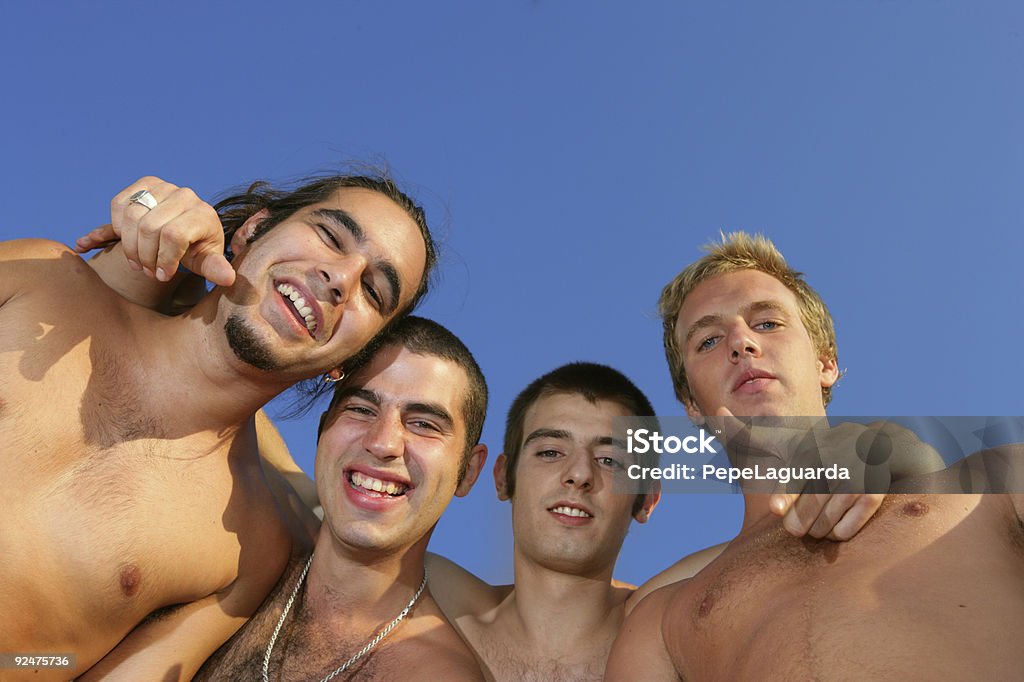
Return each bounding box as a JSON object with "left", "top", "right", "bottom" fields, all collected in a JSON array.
[
  {"left": 317, "top": 253, "right": 367, "bottom": 305},
  {"left": 562, "top": 452, "right": 594, "bottom": 491},
  {"left": 728, "top": 322, "right": 762, "bottom": 363},
  {"left": 363, "top": 410, "right": 404, "bottom": 461}
]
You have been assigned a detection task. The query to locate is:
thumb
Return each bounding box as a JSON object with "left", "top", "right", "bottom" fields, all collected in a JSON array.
[
  {"left": 769, "top": 492, "right": 798, "bottom": 517},
  {"left": 186, "top": 249, "right": 236, "bottom": 287}
]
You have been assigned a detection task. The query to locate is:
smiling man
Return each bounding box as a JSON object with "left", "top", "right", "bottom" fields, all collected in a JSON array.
[
  {"left": 196, "top": 316, "right": 488, "bottom": 681},
  {"left": 0, "top": 174, "right": 432, "bottom": 679},
  {"left": 605, "top": 232, "right": 1024, "bottom": 680}
]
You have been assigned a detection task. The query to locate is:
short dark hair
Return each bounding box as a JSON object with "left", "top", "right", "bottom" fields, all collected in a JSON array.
[
  {"left": 502, "top": 362, "right": 656, "bottom": 514},
  {"left": 320, "top": 316, "right": 487, "bottom": 485}
]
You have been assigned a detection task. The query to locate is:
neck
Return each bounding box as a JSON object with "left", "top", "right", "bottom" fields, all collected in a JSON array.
[
  {"left": 501, "top": 551, "right": 625, "bottom": 651},
  {"left": 300, "top": 531, "right": 429, "bottom": 631},
  {"left": 133, "top": 299, "right": 300, "bottom": 431}
]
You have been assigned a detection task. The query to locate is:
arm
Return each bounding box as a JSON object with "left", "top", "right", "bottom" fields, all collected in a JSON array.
[
  {"left": 424, "top": 553, "right": 504, "bottom": 622},
  {"left": 628, "top": 542, "right": 727, "bottom": 614},
  {"left": 79, "top": 578, "right": 267, "bottom": 681},
  {"left": 606, "top": 585, "right": 681, "bottom": 681},
  {"left": 256, "top": 411, "right": 321, "bottom": 517}
]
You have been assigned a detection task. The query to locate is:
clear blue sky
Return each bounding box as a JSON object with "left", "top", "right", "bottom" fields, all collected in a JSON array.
[{"left": 3, "top": 2, "right": 1021, "bottom": 585}]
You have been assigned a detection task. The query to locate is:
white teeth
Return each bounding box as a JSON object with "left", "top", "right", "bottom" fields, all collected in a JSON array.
[
  {"left": 551, "top": 506, "right": 591, "bottom": 518},
  {"left": 350, "top": 471, "right": 407, "bottom": 497},
  {"left": 276, "top": 283, "right": 318, "bottom": 335}
]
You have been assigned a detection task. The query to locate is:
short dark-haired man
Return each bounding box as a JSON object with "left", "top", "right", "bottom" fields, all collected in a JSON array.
[
  {"left": 197, "top": 316, "right": 488, "bottom": 681},
  {"left": 606, "top": 233, "right": 1024, "bottom": 680},
  {"left": 0, "top": 174, "right": 432, "bottom": 679},
  {"left": 428, "top": 362, "right": 661, "bottom": 681}
]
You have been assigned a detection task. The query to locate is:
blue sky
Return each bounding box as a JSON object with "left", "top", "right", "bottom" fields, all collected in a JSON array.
[{"left": 3, "top": 2, "right": 1021, "bottom": 585}]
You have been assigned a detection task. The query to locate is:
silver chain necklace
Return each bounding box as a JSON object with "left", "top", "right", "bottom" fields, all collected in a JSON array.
[{"left": 262, "top": 554, "right": 428, "bottom": 682}]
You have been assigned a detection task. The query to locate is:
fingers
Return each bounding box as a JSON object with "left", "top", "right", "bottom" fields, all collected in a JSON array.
[
  {"left": 73, "top": 224, "right": 119, "bottom": 253},
  {"left": 779, "top": 492, "right": 885, "bottom": 540},
  {"left": 111, "top": 177, "right": 179, "bottom": 272},
  {"left": 824, "top": 494, "right": 884, "bottom": 541}
]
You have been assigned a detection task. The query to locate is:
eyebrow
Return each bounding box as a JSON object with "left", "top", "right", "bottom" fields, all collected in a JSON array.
[
  {"left": 330, "top": 388, "right": 454, "bottom": 431},
  {"left": 312, "top": 208, "right": 403, "bottom": 316},
  {"left": 597, "top": 436, "right": 628, "bottom": 450},
  {"left": 406, "top": 402, "right": 456, "bottom": 432},
  {"left": 523, "top": 428, "right": 573, "bottom": 447},
  {"left": 330, "top": 387, "right": 380, "bottom": 412},
  {"left": 523, "top": 430, "right": 625, "bottom": 451},
  {"left": 683, "top": 299, "right": 790, "bottom": 345}
]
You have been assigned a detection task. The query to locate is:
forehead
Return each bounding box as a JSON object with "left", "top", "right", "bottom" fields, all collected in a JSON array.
[
  {"left": 305, "top": 187, "right": 427, "bottom": 310},
  {"left": 336, "top": 345, "right": 468, "bottom": 430},
  {"left": 674, "top": 269, "right": 802, "bottom": 341},
  {"left": 521, "top": 392, "right": 633, "bottom": 447}
]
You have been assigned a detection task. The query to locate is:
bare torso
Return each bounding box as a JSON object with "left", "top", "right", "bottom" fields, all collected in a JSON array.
[
  {"left": 426, "top": 556, "right": 634, "bottom": 682},
  {"left": 0, "top": 242, "right": 306, "bottom": 677},
  {"left": 660, "top": 493, "right": 1024, "bottom": 681},
  {"left": 197, "top": 554, "right": 484, "bottom": 681}
]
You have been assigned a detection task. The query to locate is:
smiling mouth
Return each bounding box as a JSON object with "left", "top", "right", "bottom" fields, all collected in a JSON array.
[
  {"left": 276, "top": 282, "right": 318, "bottom": 336},
  {"left": 549, "top": 505, "right": 592, "bottom": 518},
  {"left": 348, "top": 471, "right": 409, "bottom": 498}
]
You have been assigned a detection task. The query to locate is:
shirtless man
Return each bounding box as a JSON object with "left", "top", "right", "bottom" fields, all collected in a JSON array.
[
  {"left": 606, "top": 232, "right": 1024, "bottom": 680},
  {"left": 197, "top": 315, "right": 488, "bottom": 681},
  {"left": 0, "top": 174, "right": 432, "bottom": 679}
]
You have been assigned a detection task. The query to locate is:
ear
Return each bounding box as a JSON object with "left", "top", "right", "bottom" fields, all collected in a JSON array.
[
  {"left": 455, "top": 444, "right": 488, "bottom": 497},
  {"left": 230, "top": 208, "right": 269, "bottom": 256},
  {"left": 493, "top": 452, "right": 511, "bottom": 501},
  {"left": 818, "top": 354, "right": 839, "bottom": 389},
  {"left": 633, "top": 480, "right": 662, "bottom": 524}
]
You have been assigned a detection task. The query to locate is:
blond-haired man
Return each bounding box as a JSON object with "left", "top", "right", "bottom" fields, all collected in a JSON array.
[{"left": 606, "top": 233, "right": 1024, "bottom": 680}]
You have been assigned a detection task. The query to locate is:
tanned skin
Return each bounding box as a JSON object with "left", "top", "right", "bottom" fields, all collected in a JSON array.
[
  {"left": 0, "top": 180, "right": 426, "bottom": 679},
  {"left": 606, "top": 268, "right": 1024, "bottom": 681}
]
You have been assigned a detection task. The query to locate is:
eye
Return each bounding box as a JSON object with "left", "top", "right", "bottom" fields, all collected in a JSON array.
[
  {"left": 536, "top": 449, "right": 563, "bottom": 460},
  {"left": 697, "top": 335, "right": 720, "bottom": 352},
  {"left": 316, "top": 223, "right": 341, "bottom": 248},
  {"left": 595, "top": 456, "right": 623, "bottom": 470},
  {"left": 408, "top": 418, "right": 441, "bottom": 433},
  {"left": 342, "top": 403, "right": 376, "bottom": 418},
  {"left": 753, "top": 320, "right": 780, "bottom": 331},
  {"left": 362, "top": 278, "right": 383, "bottom": 310}
]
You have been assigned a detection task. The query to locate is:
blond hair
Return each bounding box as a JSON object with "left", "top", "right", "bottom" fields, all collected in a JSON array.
[{"left": 658, "top": 232, "right": 839, "bottom": 409}]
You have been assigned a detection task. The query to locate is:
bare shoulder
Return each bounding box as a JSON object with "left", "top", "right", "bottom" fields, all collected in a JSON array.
[
  {"left": 627, "top": 541, "right": 729, "bottom": 614},
  {"left": 425, "top": 553, "right": 504, "bottom": 620},
  {"left": 0, "top": 239, "right": 88, "bottom": 297},
  {"left": 0, "top": 237, "right": 75, "bottom": 262},
  {"left": 398, "top": 605, "right": 485, "bottom": 681},
  {"left": 606, "top": 583, "right": 682, "bottom": 681}
]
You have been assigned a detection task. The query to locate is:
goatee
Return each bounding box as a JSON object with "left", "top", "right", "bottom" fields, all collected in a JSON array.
[{"left": 225, "top": 314, "right": 280, "bottom": 371}]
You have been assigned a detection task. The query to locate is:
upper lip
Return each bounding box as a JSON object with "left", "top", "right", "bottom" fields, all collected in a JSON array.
[
  {"left": 547, "top": 499, "right": 594, "bottom": 517},
  {"left": 346, "top": 465, "right": 414, "bottom": 491},
  {"left": 732, "top": 368, "right": 776, "bottom": 392},
  {"left": 275, "top": 277, "right": 325, "bottom": 339}
]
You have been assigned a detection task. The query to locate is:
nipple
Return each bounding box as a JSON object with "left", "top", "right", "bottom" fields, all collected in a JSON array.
[{"left": 120, "top": 564, "right": 142, "bottom": 597}]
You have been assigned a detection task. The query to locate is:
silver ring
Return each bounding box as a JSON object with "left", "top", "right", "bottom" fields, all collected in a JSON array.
[{"left": 127, "top": 189, "right": 158, "bottom": 211}]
